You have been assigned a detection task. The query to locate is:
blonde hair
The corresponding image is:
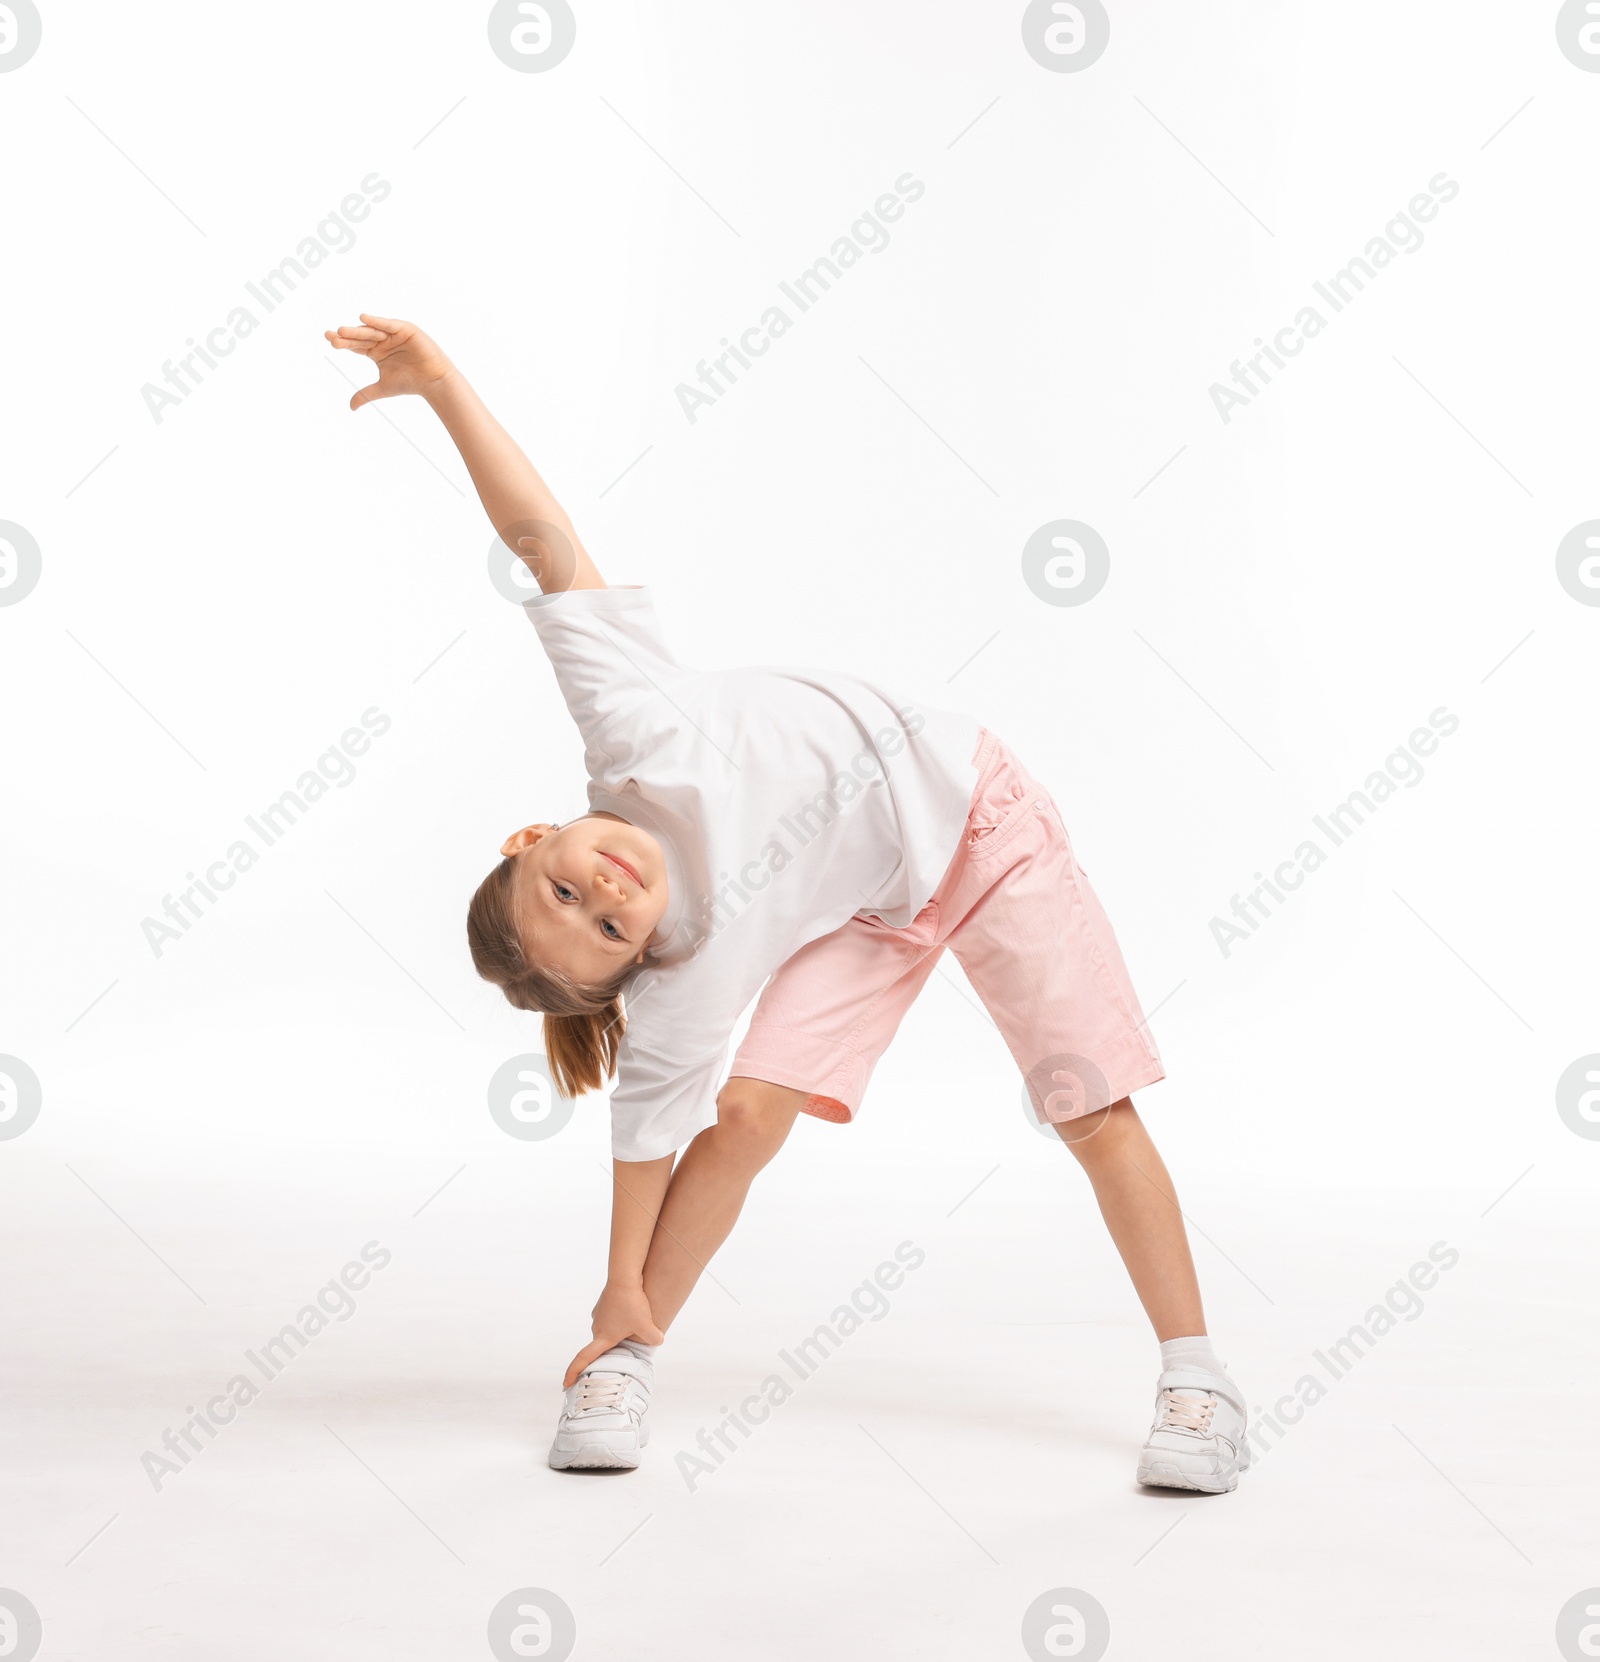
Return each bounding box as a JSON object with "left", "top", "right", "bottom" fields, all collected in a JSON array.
[{"left": 466, "top": 854, "right": 638, "bottom": 1098}]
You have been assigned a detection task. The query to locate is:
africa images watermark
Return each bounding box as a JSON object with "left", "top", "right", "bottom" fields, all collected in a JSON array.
[
  {"left": 0, "top": 1054, "right": 43, "bottom": 1142},
  {"left": 1208, "top": 172, "right": 1460, "bottom": 424},
  {"left": 1209, "top": 706, "right": 1459, "bottom": 957},
  {"left": 1244, "top": 1240, "right": 1459, "bottom": 1461},
  {"left": 140, "top": 171, "right": 392, "bottom": 424},
  {"left": 140, "top": 707, "right": 392, "bottom": 956},
  {"left": 139, "top": 1241, "right": 392, "bottom": 1490},
  {"left": 0, "top": 1589, "right": 42, "bottom": 1662},
  {"left": 0, "top": 520, "right": 42, "bottom": 607},
  {"left": 674, "top": 1241, "right": 925, "bottom": 1490},
  {"left": 674, "top": 172, "right": 926, "bottom": 424}
]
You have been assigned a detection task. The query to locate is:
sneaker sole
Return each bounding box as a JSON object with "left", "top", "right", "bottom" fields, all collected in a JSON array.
[
  {"left": 1137, "top": 1458, "right": 1240, "bottom": 1494},
  {"left": 549, "top": 1440, "right": 642, "bottom": 1471}
]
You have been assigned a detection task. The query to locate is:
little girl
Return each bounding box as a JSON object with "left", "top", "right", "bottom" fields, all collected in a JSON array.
[{"left": 326, "top": 314, "right": 1250, "bottom": 1494}]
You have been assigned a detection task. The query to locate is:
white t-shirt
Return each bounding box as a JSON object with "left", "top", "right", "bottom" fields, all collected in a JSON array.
[{"left": 524, "top": 586, "right": 982, "bottom": 1160}]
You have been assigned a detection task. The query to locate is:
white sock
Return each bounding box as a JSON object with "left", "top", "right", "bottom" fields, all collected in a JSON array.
[
  {"left": 1160, "top": 1334, "right": 1226, "bottom": 1376},
  {"left": 617, "top": 1339, "right": 659, "bottom": 1364}
]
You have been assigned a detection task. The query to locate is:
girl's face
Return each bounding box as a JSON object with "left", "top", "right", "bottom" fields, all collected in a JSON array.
[{"left": 500, "top": 812, "right": 670, "bottom": 987}]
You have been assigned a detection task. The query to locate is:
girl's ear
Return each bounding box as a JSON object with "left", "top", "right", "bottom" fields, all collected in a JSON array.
[{"left": 500, "top": 823, "right": 557, "bottom": 858}]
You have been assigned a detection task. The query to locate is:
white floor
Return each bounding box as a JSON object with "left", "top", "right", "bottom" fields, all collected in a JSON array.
[{"left": 2, "top": 1032, "right": 1589, "bottom": 1661}]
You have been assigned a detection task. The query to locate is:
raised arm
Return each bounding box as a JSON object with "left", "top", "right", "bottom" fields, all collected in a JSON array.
[{"left": 325, "top": 313, "right": 605, "bottom": 594}]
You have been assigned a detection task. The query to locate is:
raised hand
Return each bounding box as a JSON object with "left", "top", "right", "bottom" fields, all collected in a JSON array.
[
  {"left": 326, "top": 313, "right": 607, "bottom": 592},
  {"left": 324, "top": 313, "right": 455, "bottom": 410}
]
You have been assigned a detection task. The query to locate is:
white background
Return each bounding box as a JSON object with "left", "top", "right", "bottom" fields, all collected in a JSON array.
[{"left": 2, "top": 2, "right": 1595, "bottom": 1658}]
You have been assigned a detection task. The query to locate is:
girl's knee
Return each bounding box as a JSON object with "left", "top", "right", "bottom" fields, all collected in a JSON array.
[
  {"left": 713, "top": 1077, "right": 804, "bottom": 1162},
  {"left": 1053, "top": 1096, "right": 1137, "bottom": 1160}
]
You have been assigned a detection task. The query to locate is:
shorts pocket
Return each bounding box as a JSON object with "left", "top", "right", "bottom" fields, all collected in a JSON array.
[{"left": 964, "top": 779, "right": 1039, "bottom": 859}]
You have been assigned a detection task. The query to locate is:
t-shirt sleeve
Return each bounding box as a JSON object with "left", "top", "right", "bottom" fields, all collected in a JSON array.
[
  {"left": 522, "top": 586, "right": 703, "bottom": 764},
  {"left": 604, "top": 947, "right": 762, "bottom": 1160},
  {"left": 606, "top": 1040, "right": 726, "bottom": 1161}
]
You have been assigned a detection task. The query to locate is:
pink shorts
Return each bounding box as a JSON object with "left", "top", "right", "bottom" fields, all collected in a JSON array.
[{"left": 729, "top": 727, "right": 1166, "bottom": 1127}]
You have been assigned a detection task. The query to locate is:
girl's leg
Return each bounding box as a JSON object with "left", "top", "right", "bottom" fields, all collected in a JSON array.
[
  {"left": 638, "top": 1076, "right": 810, "bottom": 1331},
  {"left": 1052, "top": 1097, "right": 1205, "bottom": 1340}
]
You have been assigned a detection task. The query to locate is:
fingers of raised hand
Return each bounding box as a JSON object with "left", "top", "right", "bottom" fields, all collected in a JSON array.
[{"left": 325, "top": 329, "right": 386, "bottom": 361}]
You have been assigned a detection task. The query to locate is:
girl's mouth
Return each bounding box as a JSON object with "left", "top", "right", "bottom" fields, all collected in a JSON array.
[{"left": 602, "top": 851, "right": 644, "bottom": 887}]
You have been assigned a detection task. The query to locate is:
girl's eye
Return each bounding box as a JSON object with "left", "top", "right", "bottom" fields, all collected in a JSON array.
[
  {"left": 601, "top": 919, "right": 622, "bottom": 941},
  {"left": 553, "top": 882, "right": 576, "bottom": 902}
]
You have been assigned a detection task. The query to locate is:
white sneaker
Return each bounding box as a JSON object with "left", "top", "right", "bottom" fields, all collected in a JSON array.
[
  {"left": 1136, "top": 1365, "right": 1250, "bottom": 1494},
  {"left": 548, "top": 1347, "right": 653, "bottom": 1471}
]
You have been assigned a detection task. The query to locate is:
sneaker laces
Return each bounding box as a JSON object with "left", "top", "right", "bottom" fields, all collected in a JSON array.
[
  {"left": 1158, "top": 1388, "right": 1216, "bottom": 1434},
  {"left": 572, "top": 1371, "right": 629, "bottom": 1414}
]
